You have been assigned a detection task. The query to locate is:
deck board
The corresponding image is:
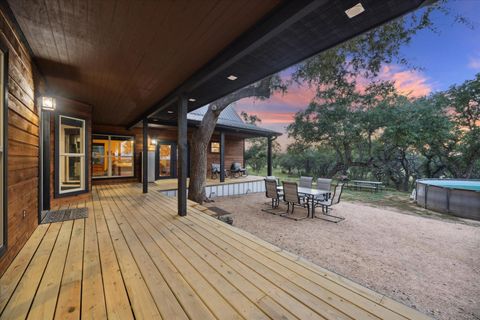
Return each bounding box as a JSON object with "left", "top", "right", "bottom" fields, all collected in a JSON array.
[{"left": 0, "top": 183, "right": 431, "bottom": 320}]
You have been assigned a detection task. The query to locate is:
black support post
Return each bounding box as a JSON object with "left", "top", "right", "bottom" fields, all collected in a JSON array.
[
  {"left": 267, "top": 136, "right": 273, "bottom": 176},
  {"left": 177, "top": 94, "right": 188, "bottom": 216},
  {"left": 220, "top": 131, "right": 225, "bottom": 182},
  {"left": 41, "top": 111, "right": 51, "bottom": 211},
  {"left": 142, "top": 118, "right": 148, "bottom": 193}
]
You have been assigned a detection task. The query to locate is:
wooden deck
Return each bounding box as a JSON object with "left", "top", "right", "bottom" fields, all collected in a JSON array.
[
  {"left": 154, "top": 175, "right": 264, "bottom": 191},
  {"left": 0, "top": 184, "right": 431, "bottom": 320}
]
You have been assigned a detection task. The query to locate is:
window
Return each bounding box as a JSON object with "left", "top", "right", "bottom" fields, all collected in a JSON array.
[
  {"left": 0, "top": 47, "right": 7, "bottom": 255},
  {"left": 210, "top": 141, "right": 220, "bottom": 153},
  {"left": 56, "top": 115, "right": 87, "bottom": 195},
  {"left": 92, "top": 134, "right": 134, "bottom": 178}
]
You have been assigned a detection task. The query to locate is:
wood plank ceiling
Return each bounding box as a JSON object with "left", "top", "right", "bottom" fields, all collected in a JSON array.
[{"left": 7, "top": 0, "right": 281, "bottom": 126}]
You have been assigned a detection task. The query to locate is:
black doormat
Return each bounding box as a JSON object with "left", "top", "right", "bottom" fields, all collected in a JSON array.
[{"left": 41, "top": 208, "right": 88, "bottom": 224}]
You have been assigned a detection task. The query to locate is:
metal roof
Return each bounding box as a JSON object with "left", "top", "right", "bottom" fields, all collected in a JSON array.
[{"left": 187, "top": 105, "right": 282, "bottom": 137}]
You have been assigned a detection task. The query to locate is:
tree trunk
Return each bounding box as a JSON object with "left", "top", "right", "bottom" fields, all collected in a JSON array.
[{"left": 188, "top": 76, "right": 279, "bottom": 204}]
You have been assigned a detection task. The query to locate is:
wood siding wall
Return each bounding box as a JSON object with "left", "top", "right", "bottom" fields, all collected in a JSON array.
[
  {"left": 0, "top": 8, "right": 44, "bottom": 275},
  {"left": 92, "top": 125, "right": 245, "bottom": 182},
  {"left": 49, "top": 97, "right": 92, "bottom": 208},
  {"left": 208, "top": 133, "right": 244, "bottom": 176}
]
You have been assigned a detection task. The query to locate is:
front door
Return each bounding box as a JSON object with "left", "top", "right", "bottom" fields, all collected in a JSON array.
[{"left": 155, "top": 142, "right": 176, "bottom": 179}]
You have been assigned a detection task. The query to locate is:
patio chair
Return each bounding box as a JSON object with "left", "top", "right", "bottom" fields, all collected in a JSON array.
[
  {"left": 263, "top": 178, "right": 283, "bottom": 210},
  {"left": 316, "top": 178, "right": 332, "bottom": 199},
  {"left": 282, "top": 181, "right": 309, "bottom": 220},
  {"left": 266, "top": 175, "right": 278, "bottom": 181},
  {"left": 211, "top": 163, "right": 228, "bottom": 179},
  {"left": 314, "top": 183, "right": 345, "bottom": 223},
  {"left": 299, "top": 176, "right": 313, "bottom": 188},
  {"left": 230, "top": 162, "right": 247, "bottom": 178}
]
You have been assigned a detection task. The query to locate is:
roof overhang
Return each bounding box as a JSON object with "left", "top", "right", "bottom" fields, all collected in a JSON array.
[
  {"left": 145, "top": 0, "right": 431, "bottom": 127},
  {"left": 5, "top": 0, "right": 431, "bottom": 128}
]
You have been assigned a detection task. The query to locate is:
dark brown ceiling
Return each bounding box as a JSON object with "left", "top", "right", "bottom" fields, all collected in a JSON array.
[{"left": 7, "top": 0, "right": 281, "bottom": 125}]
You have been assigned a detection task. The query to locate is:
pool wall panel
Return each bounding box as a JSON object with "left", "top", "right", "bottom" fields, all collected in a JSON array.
[{"left": 416, "top": 180, "right": 480, "bottom": 221}]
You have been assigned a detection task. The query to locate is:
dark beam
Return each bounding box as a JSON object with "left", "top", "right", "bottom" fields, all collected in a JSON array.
[
  {"left": 177, "top": 95, "right": 188, "bottom": 216},
  {"left": 267, "top": 136, "right": 273, "bottom": 176},
  {"left": 142, "top": 118, "right": 148, "bottom": 193},
  {"left": 41, "top": 111, "right": 51, "bottom": 211},
  {"left": 220, "top": 132, "right": 225, "bottom": 182}
]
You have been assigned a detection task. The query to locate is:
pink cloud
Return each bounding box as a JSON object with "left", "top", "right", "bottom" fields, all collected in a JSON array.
[
  {"left": 248, "top": 111, "right": 296, "bottom": 124},
  {"left": 379, "top": 65, "right": 432, "bottom": 98},
  {"left": 468, "top": 56, "right": 480, "bottom": 70}
]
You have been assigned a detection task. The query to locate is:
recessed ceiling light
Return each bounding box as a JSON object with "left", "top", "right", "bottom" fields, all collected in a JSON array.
[
  {"left": 167, "top": 110, "right": 174, "bottom": 114},
  {"left": 227, "top": 75, "right": 238, "bottom": 81},
  {"left": 188, "top": 98, "right": 196, "bottom": 102},
  {"left": 345, "top": 3, "right": 365, "bottom": 18}
]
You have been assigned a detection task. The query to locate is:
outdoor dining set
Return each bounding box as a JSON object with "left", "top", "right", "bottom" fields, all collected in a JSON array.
[{"left": 264, "top": 176, "right": 345, "bottom": 223}]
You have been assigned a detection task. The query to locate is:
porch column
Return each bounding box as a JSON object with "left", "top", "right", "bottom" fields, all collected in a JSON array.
[
  {"left": 177, "top": 94, "right": 188, "bottom": 216},
  {"left": 220, "top": 131, "right": 225, "bottom": 182},
  {"left": 267, "top": 136, "right": 273, "bottom": 176},
  {"left": 143, "top": 118, "right": 148, "bottom": 193}
]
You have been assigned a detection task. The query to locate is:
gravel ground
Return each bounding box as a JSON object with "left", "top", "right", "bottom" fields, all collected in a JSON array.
[{"left": 206, "top": 193, "right": 480, "bottom": 320}]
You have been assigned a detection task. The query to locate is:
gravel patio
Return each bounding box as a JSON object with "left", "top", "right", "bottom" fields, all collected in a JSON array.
[{"left": 206, "top": 193, "right": 480, "bottom": 320}]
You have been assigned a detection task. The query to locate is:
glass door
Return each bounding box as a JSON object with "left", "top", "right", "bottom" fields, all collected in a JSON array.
[
  {"left": 155, "top": 142, "right": 176, "bottom": 179},
  {"left": 92, "top": 134, "right": 134, "bottom": 179}
]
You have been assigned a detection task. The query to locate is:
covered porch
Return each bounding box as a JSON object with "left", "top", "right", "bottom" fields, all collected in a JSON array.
[{"left": 0, "top": 183, "right": 430, "bottom": 319}]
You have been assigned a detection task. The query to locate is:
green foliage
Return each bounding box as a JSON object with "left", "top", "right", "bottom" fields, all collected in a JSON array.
[
  {"left": 286, "top": 73, "right": 480, "bottom": 190},
  {"left": 242, "top": 112, "right": 280, "bottom": 174}
]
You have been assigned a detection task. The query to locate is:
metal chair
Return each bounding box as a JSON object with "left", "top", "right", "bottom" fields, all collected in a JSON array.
[
  {"left": 230, "top": 162, "right": 247, "bottom": 177},
  {"left": 314, "top": 183, "right": 345, "bottom": 222},
  {"left": 316, "top": 178, "right": 332, "bottom": 199},
  {"left": 211, "top": 163, "right": 228, "bottom": 179},
  {"left": 299, "top": 176, "right": 313, "bottom": 188},
  {"left": 211, "top": 163, "right": 221, "bottom": 179},
  {"left": 263, "top": 179, "right": 283, "bottom": 211},
  {"left": 282, "top": 181, "right": 309, "bottom": 220}
]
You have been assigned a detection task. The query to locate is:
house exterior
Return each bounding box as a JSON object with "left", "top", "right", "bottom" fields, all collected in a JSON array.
[
  {"left": 92, "top": 105, "right": 280, "bottom": 184},
  {"left": 0, "top": 2, "right": 433, "bottom": 317}
]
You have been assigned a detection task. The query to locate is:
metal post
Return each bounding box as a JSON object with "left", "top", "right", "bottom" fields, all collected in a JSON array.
[
  {"left": 142, "top": 118, "right": 148, "bottom": 193},
  {"left": 177, "top": 94, "right": 188, "bottom": 216},
  {"left": 41, "top": 111, "right": 51, "bottom": 211},
  {"left": 220, "top": 132, "right": 225, "bottom": 182},
  {"left": 267, "top": 136, "right": 273, "bottom": 176}
]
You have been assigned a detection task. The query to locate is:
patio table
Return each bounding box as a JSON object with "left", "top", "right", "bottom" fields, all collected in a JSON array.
[{"left": 297, "top": 187, "right": 330, "bottom": 218}]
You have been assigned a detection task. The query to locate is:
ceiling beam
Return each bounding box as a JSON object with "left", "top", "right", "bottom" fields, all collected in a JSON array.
[{"left": 126, "top": 0, "right": 323, "bottom": 129}]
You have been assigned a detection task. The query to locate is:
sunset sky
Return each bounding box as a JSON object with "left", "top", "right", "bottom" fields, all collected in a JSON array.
[{"left": 233, "top": 0, "right": 480, "bottom": 147}]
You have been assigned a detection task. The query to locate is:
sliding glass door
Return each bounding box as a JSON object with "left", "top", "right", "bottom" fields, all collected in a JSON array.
[{"left": 92, "top": 134, "right": 134, "bottom": 178}]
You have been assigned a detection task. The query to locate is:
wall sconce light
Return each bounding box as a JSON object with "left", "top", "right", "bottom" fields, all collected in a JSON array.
[
  {"left": 40, "top": 96, "right": 56, "bottom": 111},
  {"left": 151, "top": 139, "right": 157, "bottom": 145}
]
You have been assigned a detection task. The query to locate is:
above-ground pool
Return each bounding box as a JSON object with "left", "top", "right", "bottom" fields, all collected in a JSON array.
[{"left": 416, "top": 179, "right": 480, "bottom": 220}]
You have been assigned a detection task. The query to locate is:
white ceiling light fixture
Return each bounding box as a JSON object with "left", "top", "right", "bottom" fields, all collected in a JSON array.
[
  {"left": 345, "top": 3, "right": 365, "bottom": 19},
  {"left": 167, "top": 110, "right": 174, "bottom": 114},
  {"left": 188, "top": 98, "right": 196, "bottom": 102},
  {"left": 227, "top": 74, "right": 238, "bottom": 81}
]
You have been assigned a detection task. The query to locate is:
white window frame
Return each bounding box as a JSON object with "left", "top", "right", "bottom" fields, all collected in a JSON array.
[
  {"left": 58, "top": 115, "right": 86, "bottom": 195},
  {"left": 92, "top": 134, "right": 135, "bottom": 179}
]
